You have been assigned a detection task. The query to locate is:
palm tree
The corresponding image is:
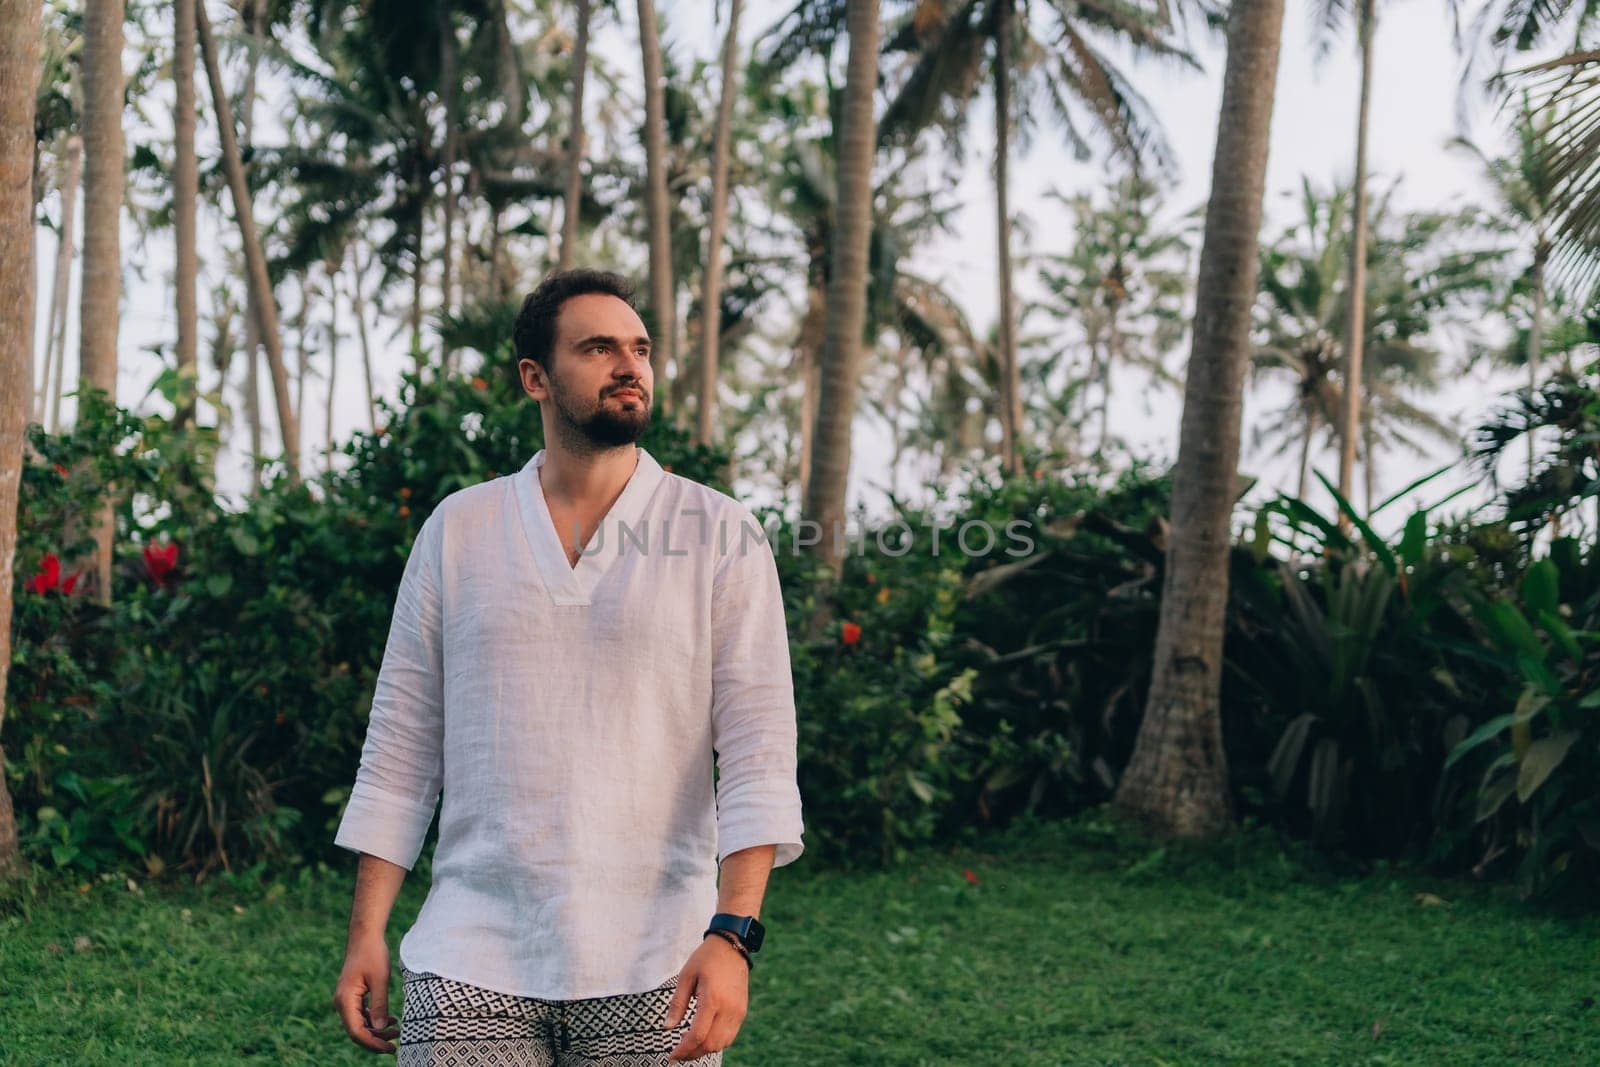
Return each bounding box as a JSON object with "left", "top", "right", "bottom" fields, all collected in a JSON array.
[
  {"left": 804, "top": 0, "right": 881, "bottom": 580},
  {"left": 197, "top": 0, "right": 300, "bottom": 481},
  {"left": 37, "top": 135, "right": 80, "bottom": 434},
  {"left": 1316, "top": 0, "right": 1377, "bottom": 523},
  {"left": 696, "top": 0, "right": 745, "bottom": 446},
  {"left": 637, "top": 0, "right": 676, "bottom": 399},
  {"left": 559, "top": 0, "right": 593, "bottom": 271},
  {"left": 174, "top": 0, "right": 199, "bottom": 432},
  {"left": 1250, "top": 178, "right": 1505, "bottom": 508},
  {"left": 874, "top": 0, "right": 1199, "bottom": 476},
  {"left": 1466, "top": 3, "right": 1600, "bottom": 309},
  {"left": 0, "top": 0, "right": 41, "bottom": 884},
  {"left": 1112, "top": 0, "right": 1287, "bottom": 839},
  {"left": 1447, "top": 96, "right": 1558, "bottom": 473},
  {"left": 79, "top": 0, "right": 125, "bottom": 601},
  {"left": 1033, "top": 174, "right": 1193, "bottom": 454}
]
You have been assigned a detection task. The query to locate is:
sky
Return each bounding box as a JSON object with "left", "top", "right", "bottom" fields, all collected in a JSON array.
[{"left": 28, "top": 0, "right": 1560, "bottom": 540}]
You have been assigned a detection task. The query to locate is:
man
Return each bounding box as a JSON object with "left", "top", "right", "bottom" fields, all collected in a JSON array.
[{"left": 331, "top": 269, "right": 805, "bottom": 1065}]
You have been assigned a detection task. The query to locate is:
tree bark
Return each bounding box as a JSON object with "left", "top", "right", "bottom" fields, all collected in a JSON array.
[
  {"left": 695, "top": 0, "right": 742, "bottom": 446},
  {"left": 294, "top": 272, "right": 310, "bottom": 464},
  {"left": 1335, "top": 0, "right": 1374, "bottom": 528},
  {"left": 239, "top": 3, "right": 264, "bottom": 492},
  {"left": 79, "top": 0, "right": 125, "bottom": 604},
  {"left": 351, "top": 247, "right": 378, "bottom": 431},
  {"left": 197, "top": 0, "right": 299, "bottom": 480},
  {"left": 173, "top": 0, "right": 199, "bottom": 432},
  {"left": 1296, "top": 405, "right": 1316, "bottom": 500},
  {"left": 802, "top": 0, "right": 880, "bottom": 579},
  {"left": 1112, "top": 0, "right": 1285, "bottom": 839},
  {"left": 437, "top": 0, "right": 458, "bottom": 373},
  {"left": 796, "top": 257, "right": 827, "bottom": 503},
  {"left": 994, "top": 0, "right": 1022, "bottom": 476},
  {"left": 1527, "top": 244, "right": 1546, "bottom": 478},
  {"left": 42, "top": 135, "right": 81, "bottom": 434},
  {"left": 326, "top": 264, "right": 338, "bottom": 469},
  {"left": 0, "top": 0, "right": 42, "bottom": 884},
  {"left": 637, "top": 0, "right": 675, "bottom": 405},
  {"left": 559, "top": 0, "right": 592, "bottom": 272}
]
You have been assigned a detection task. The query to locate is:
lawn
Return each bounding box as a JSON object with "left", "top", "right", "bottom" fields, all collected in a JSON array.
[{"left": 1, "top": 810, "right": 1596, "bottom": 1065}]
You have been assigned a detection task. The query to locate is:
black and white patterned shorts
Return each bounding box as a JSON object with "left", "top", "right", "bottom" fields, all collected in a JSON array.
[{"left": 397, "top": 965, "right": 725, "bottom": 1066}]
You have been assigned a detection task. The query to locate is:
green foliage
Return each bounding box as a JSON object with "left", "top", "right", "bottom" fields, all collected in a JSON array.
[{"left": 10, "top": 361, "right": 1600, "bottom": 904}]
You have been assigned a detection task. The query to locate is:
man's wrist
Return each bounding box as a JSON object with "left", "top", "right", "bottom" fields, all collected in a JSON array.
[{"left": 704, "top": 929, "right": 753, "bottom": 970}]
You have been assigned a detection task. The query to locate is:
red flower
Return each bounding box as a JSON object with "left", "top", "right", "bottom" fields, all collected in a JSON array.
[
  {"left": 52, "top": 463, "right": 68, "bottom": 477},
  {"left": 25, "top": 553, "right": 61, "bottom": 594},
  {"left": 963, "top": 868, "right": 980, "bottom": 886},
  {"left": 143, "top": 541, "right": 179, "bottom": 585},
  {"left": 841, "top": 621, "right": 862, "bottom": 646},
  {"left": 61, "top": 569, "right": 83, "bottom": 595}
]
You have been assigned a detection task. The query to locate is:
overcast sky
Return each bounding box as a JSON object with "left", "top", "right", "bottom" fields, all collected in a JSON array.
[{"left": 30, "top": 0, "right": 1555, "bottom": 539}]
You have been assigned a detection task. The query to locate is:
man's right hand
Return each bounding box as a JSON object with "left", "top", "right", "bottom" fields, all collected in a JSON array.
[{"left": 334, "top": 934, "right": 400, "bottom": 1054}]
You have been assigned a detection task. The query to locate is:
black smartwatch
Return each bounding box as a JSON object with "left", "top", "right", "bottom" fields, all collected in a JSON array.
[{"left": 705, "top": 913, "right": 765, "bottom": 954}]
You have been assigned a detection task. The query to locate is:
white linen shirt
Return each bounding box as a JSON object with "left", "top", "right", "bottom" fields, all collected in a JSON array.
[{"left": 332, "top": 445, "right": 805, "bottom": 1000}]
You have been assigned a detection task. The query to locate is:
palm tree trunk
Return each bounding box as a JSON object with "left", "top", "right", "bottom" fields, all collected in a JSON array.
[
  {"left": 411, "top": 200, "right": 424, "bottom": 363},
  {"left": 1527, "top": 244, "right": 1546, "bottom": 478},
  {"left": 1363, "top": 402, "right": 1376, "bottom": 516},
  {"left": 0, "top": 0, "right": 42, "bottom": 884},
  {"left": 173, "top": 0, "right": 198, "bottom": 432},
  {"left": 802, "top": 0, "right": 881, "bottom": 580},
  {"left": 197, "top": 0, "right": 299, "bottom": 480},
  {"left": 326, "top": 270, "right": 338, "bottom": 470},
  {"left": 559, "top": 0, "right": 592, "bottom": 272},
  {"left": 1335, "top": 0, "right": 1374, "bottom": 529},
  {"left": 239, "top": 3, "right": 264, "bottom": 492},
  {"left": 294, "top": 272, "right": 310, "bottom": 463},
  {"left": 79, "top": 0, "right": 125, "bottom": 604},
  {"left": 1296, "top": 406, "right": 1316, "bottom": 500},
  {"left": 42, "top": 135, "right": 81, "bottom": 434},
  {"left": 994, "top": 0, "right": 1023, "bottom": 476},
  {"left": 797, "top": 240, "right": 827, "bottom": 502},
  {"left": 351, "top": 248, "right": 378, "bottom": 430},
  {"left": 1112, "top": 0, "right": 1285, "bottom": 839},
  {"left": 696, "top": 0, "right": 743, "bottom": 446},
  {"left": 438, "top": 0, "right": 458, "bottom": 374},
  {"left": 637, "top": 0, "right": 675, "bottom": 404}
]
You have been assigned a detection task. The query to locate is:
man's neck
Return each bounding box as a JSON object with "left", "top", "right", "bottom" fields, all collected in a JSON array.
[{"left": 539, "top": 441, "right": 639, "bottom": 507}]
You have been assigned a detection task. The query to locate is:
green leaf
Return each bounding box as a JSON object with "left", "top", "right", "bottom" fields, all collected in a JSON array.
[
  {"left": 1516, "top": 732, "right": 1580, "bottom": 804},
  {"left": 1267, "top": 713, "right": 1315, "bottom": 798},
  {"left": 905, "top": 770, "right": 935, "bottom": 804},
  {"left": 1398, "top": 511, "right": 1427, "bottom": 568},
  {"left": 1521, "top": 559, "right": 1560, "bottom": 619},
  {"left": 1535, "top": 609, "right": 1582, "bottom": 663},
  {"left": 1444, "top": 713, "right": 1515, "bottom": 771},
  {"left": 206, "top": 572, "right": 233, "bottom": 597},
  {"left": 230, "top": 527, "right": 261, "bottom": 557},
  {"left": 1475, "top": 765, "right": 1518, "bottom": 823}
]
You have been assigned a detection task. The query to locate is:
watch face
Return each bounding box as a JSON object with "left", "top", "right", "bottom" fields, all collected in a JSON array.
[{"left": 745, "top": 916, "right": 765, "bottom": 952}]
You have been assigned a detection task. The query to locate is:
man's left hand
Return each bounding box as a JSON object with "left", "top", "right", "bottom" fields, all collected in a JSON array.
[{"left": 663, "top": 934, "right": 749, "bottom": 1061}]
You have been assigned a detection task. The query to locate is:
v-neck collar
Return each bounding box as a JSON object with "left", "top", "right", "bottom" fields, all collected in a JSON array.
[{"left": 512, "top": 446, "right": 666, "bottom": 606}]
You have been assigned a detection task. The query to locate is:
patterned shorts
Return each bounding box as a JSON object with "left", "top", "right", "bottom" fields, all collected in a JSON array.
[{"left": 397, "top": 965, "right": 725, "bottom": 1066}]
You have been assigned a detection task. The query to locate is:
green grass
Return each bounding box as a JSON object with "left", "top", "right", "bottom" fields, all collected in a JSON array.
[{"left": 2, "top": 810, "right": 1597, "bottom": 1065}]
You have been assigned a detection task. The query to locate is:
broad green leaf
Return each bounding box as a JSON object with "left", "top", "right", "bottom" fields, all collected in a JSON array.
[
  {"left": 1521, "top": 559, "right": 1560, "bottom": 619},
  {"left": 1268, "top": 713, "right": 1316, "bottom": 798},
  {"left": 1444, "top": 713, "right": 1514, "bottom": 771},
  {"left": 1516, "top": 731, "right": 1580, "bottom": 803},
  {"left": 1398, "top": 511, "right": 1427, "bottom": 568}
]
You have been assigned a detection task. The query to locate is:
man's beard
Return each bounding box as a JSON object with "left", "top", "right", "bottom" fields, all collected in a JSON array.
[{"left": 548, "top": 373, "right": 651, "bottom": 449}]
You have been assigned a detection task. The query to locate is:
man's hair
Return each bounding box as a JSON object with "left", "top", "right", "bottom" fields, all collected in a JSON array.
[{"left": 513, "top": 269, "right": 640, "bottom": 373}]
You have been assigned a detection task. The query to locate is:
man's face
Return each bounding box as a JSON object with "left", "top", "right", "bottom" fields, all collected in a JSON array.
[{"left": 521, "top": 292, "right": 654, "bottom": 448}]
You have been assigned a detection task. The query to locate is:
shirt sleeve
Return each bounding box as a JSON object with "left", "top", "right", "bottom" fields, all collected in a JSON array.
[
  {"left": 333, "top": 512, "right": 446, "bottom": 871},
  {"left": 709, "top": 509, "right": 806, "bottom": 868}
]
